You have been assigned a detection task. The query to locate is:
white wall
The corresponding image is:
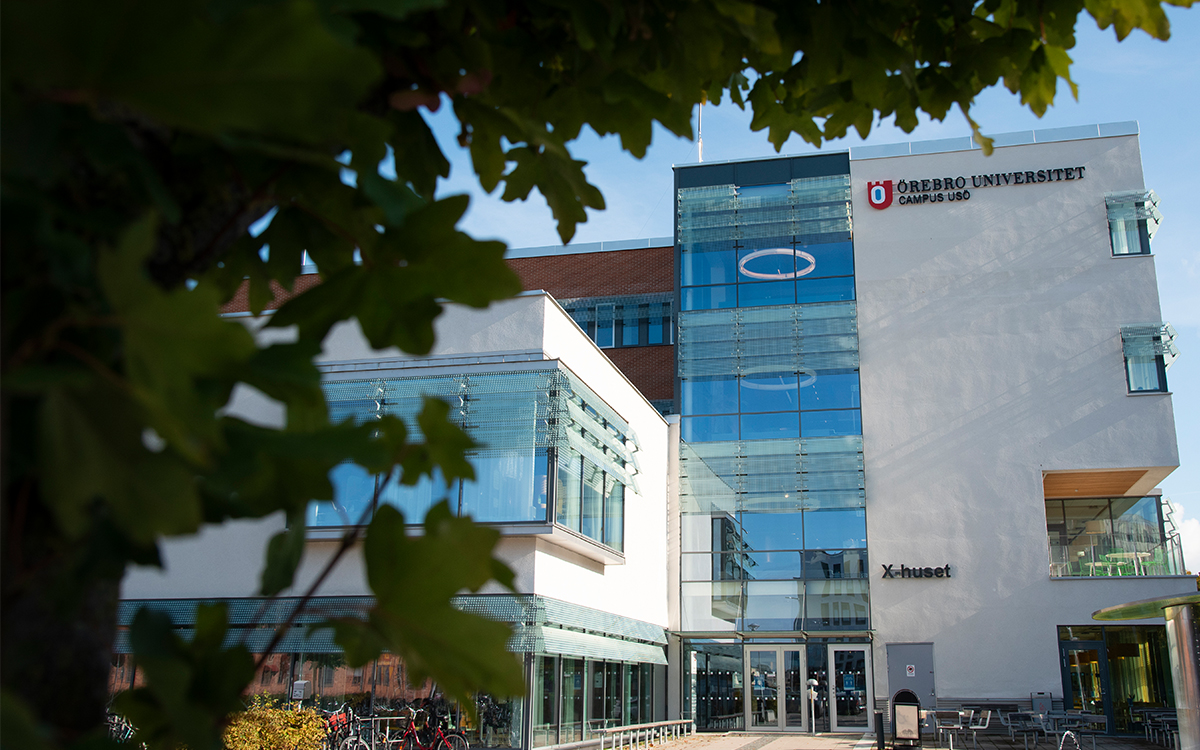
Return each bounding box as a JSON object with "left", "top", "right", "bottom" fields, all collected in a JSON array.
[
  {"left": 123, "top": 294, "right": 670, "bottom": 630},
  {"left": 851, "top": 135, "right": 1186, "bottom": 702}
]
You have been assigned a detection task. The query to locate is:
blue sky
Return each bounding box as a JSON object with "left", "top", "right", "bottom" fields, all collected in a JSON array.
[{"left": 425, "top": 8, "right": 1200, "bottom": 571}]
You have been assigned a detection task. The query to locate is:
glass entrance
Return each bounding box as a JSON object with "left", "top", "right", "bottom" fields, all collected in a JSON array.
[
  {"left": 828, "top": 645, "right": 873, "bottom": 732},
  {"left": 1060, "top": 641, "right": 1113, "bottom": 730},
  {"left": 745, "top": 646, "right": 805, "bottom": 731}
]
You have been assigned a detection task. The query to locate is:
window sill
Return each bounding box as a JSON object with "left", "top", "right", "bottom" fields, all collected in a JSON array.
[
  {"left": 1110, "top": 252, "right": 1154, "bottom": 258},
  {"left": 1127, "top": 390, "right": 1171, "bottom": 396}
]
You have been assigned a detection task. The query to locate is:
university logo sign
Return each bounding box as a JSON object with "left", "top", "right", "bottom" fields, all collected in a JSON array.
[{"left": 867, "top": 180, "right": 893, "bottom": 209}]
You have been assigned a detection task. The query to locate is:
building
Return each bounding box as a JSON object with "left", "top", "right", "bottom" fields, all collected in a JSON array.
[{"left": 116, "top": 121, "right": 1188, "bottom": 742}]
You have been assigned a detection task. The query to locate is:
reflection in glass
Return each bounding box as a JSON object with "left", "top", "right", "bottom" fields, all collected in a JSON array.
[
  {"left": 749, "top": 650, "right": 779, "bottom": 728},
  {"left": 803, "top": 550, "right": 867, "bottom": 579},
  {"left": 739, "top": 280, "right": 795, "bottom": 307},
  {"left": 682, "top": 247, "right": 737, "bottom": 286},
  {"left": 832, "top": 649, "right": 869, "bottom": 727},
  {"left": 801, "top": 409, "right": 861, "bottom": 437},
  {"left": 797, "top": 276, "right": 855, "bottom": 304},
  {"left": 533, "top": 656, "right": 558, "bottom": 747},
  {"left": 684, "top": 641, "right": 744, "bottom": 731},
  {"left": 741, "top": 374, "right": 799, "bottom": 413},
  {"left": 682, "top": 285, "right": 737, "bottom": 311},
  {"left": 805, "top": 509, "right": 867, "bottom": 549},
  {"left": 561, "top": 658, "right": 584, "bottom": 742},
  {"left": 741, "top": 412, "right": 800, "bottom": 440},
  {"left": 744, "top": 580, "right": 804, "bottom": 631},
  {"left": 557, "top": 449, "right": 583, "bottom": 532},
  {"left": 799, "top": 370, "right": 860, "bottom": 410},
  {"left": 681, "top": 376, "right": 738, "bottom": 416},
  {"left": 682, "top": 414, "right": 739, "bottom": 443},
  {"left": 804, "top": 242, "right": 855, "bottom": 279},
  {"left": 805, "top": 580, "right": 869, "bottom": 629},
  {"left": 740, "top": 512, "right": 804, "bottom": 551}
]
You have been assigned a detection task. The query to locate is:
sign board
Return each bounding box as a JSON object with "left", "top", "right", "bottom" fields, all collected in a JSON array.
[
  {"left": 291, "top": 680, "right": 312, "bottom": 700},
  {"left": 906, "top": 665, "right": 916, "bottom": 678}
]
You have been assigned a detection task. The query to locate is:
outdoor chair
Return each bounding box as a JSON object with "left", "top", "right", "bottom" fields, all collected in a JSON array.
[
  {"left": 934, "top": 710, "right": 965, "bottom": 750},
  {"left": 967, "top": 710, "right": 991, "bottom": 749}
]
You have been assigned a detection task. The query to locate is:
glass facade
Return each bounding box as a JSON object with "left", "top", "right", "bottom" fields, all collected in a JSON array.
[
  {"left": 563, "top": 294, "right": 674, "bottom": 349},
  {"left": 531, "top": 656, "right": 660, "bottom": 748},
  {"left": 1046, "top": 496, "right": 1185, "bottom": 577},
  {"left": 675, "top": 156, "right": 869, "bottom": 642},
  {"left": 1058, "top": 625, "right": 1174, "bottom": 734},
  {"left": 309, "top": 368, "right": 635, "bottom": 552}
]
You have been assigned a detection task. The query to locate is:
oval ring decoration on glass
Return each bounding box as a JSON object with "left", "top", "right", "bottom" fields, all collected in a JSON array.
[
  {"left": 738, "top": 248, "right": 817, "bottom": 280},
  {"left": 739, "top": 367, "right": 818, "bottom": 391}
]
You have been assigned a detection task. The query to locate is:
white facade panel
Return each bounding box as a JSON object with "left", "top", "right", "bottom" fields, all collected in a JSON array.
[{"left": 851, "top": 134, "right": 1186, "bottom": 702}]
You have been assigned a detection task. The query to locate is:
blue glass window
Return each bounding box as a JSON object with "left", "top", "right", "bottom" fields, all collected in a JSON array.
[
  {"left": 739, "top": 512, "right": 804, "bottom": 550},
  {"left": 738, "top": 551, "right": 804, "bottom": 580},
  {"left": 800, "top": 370, "right": 860, "bottom": 410},
  {"left": 682, "top": 284, "right": 736, "bottom": 311},
  {"left": 557, "top": 448, "right": 583, "bottom": 532},
  {"left": 603, "top": 476, "right": 624, "bottom": 551},
  {"left": 682, "top": 414, "right": 739, "bottom": 443},
  {"left": 681, "top": 376, "right": 738, "bottom": 415},
  {"left": 803, "top": 242, "right": 855, "bottom": 279},
  {"left": 796, "top": 276, "right": 854, "bottom": 304},
  {"left": 460, "top": 450, "right": 549, "bottom": 522},
  {"left": 621, "top": 307, "right": 641, "bottom": 345},
  {"left": 310, "top": 462, "right": 377, "bottom": 527},
  {"left": 681, "top": 248, "right": 737, "bottom": 286},
  {"left": 804, "top": 509, "right": 866, "bottom": 549},
  {"left": 740, "top": 411, "right": 799, "bottom": 440},
  {"left": 800, "top": 409, "right": 861, "bottom": 437},
  {"left": 648, "top": 317, "right": 665, "bottom": 345},
  {"left": 738, "top": 280, "right": 795, "bottom": 307},
  {"left": 740, "top": 373, "right": 799, "bottom": 413}
]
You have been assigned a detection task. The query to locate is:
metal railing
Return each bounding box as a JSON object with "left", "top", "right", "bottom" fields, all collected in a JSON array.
[{"left": 597, "top": 720, "right": 696, "bottom": 750}]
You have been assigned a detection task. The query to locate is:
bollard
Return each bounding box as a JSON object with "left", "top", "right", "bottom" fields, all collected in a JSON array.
[{"left": 876, "top": 712, "right": 885, "bottom": 750}]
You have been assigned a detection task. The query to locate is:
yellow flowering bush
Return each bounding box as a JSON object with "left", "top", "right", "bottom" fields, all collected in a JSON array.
[{"left": 223, "top": 696, "right": 327, "bottom": 750}]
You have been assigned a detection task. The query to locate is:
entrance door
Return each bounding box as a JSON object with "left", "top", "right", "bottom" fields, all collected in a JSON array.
[
  {"left": 886, "top": 643, "right": 935, "bottom": 708},
  {"left": 1060, "top": 641, "right": 1113, "bottom": 731},
  {"left": 745, "top": 646, "right": 806, "bottom": 731},
  {"left": 828, "top": 645, "right": 873, "bottom": 733}
]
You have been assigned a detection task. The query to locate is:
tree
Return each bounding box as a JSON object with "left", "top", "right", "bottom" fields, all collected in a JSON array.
[{"left": 1, "top": 0, "right": 1191, "bottom": 747}]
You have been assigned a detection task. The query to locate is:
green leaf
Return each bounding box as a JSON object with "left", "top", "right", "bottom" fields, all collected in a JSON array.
[
  {"left": 5, "top": 0, "right": 383, "bottom": 145},
  {"left": 113, "top": 604, "right": 254, "bottom": 750},
  {"left": 97, "top": 214, "right": 258, "bottom": 464},
  {"left": 0, "top": 690, "right": 56, "bottom": 750},
  {"left": 39, "top": 383, "right": 202, "bottom": 542},
  {"left": 260, "top": 510, "right": 308, "bottom": 596},
  {"left": 329, "top": 503, "right": 523, "bottom": 707}
]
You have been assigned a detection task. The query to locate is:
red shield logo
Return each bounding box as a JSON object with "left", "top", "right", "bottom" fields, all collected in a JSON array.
[{"left": 867, "top": 180, "right": 893, "bottom": 210}]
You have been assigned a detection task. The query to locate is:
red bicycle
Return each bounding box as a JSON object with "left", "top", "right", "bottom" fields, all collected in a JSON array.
[{"left": 389, "top": 706, "right": 468, "bottom": 750}]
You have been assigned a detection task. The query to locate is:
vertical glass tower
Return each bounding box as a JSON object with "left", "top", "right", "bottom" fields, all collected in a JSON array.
[{"left": 674, "top": 154, "right": 871, "bottom": 732}]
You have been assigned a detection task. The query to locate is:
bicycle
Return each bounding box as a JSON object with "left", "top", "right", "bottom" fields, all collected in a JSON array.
[{"left": 389, "top": 706, "right": 468, "bottom": 750}]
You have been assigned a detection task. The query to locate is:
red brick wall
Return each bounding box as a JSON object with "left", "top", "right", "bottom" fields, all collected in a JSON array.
[
  {"left": 507, "top": 246, "right": 674, "bottom": 299},
  {"left": 218, "top": 247, "right": 679, "bottom": 409},
  {"left": 605, "top": 345, "right": 675, "bottom": 402}
]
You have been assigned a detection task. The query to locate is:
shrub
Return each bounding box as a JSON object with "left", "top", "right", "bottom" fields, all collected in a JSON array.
[{"left": 223, "top": 696, "right": 327, "bottom": 750}]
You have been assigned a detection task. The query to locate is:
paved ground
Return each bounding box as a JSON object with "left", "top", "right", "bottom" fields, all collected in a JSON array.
[{"left": 655, "top": 731, "right": 1167, "bottom": 750}]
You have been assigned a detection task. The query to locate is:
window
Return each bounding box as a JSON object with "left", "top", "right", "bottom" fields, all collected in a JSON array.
[
  {"left": 562, "top": 295, "right": 674, "bottom": 348},
  {"left": 1045, "top": 496, "right": 1185, "bottom": 577},
  {"left": 311, "top": 369, "right": 636, "bottom": 554},
  {"left": 1120, "top": 323, "right": 1178, "bottom": 393},
  {"left": 1105, "top": 190, "right": 1162, "bottom": 256}
]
